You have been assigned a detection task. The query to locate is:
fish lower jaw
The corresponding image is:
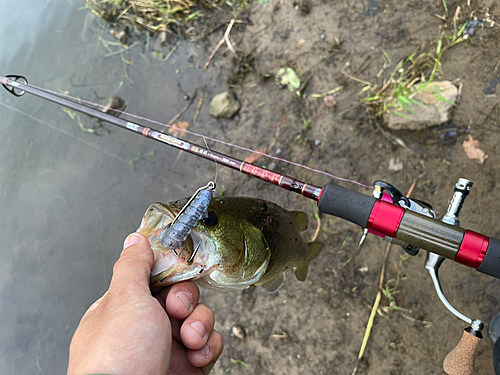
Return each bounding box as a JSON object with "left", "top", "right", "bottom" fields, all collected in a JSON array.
[{"left": 151, "top": 259, "right": 216, "bottom": 285}]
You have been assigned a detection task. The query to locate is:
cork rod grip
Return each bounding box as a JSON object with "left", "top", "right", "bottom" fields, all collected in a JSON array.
[{"left": 443, "top": 330, "right": 482, "bottom": 375}]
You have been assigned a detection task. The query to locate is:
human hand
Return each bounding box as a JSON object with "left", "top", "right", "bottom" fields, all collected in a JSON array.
[{"left": 68, "top": 233, "right": 223, "bottom": 375}]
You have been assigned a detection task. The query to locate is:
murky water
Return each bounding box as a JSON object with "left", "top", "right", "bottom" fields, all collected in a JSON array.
[{"left": 0, "top": 1, "right": 217, "bottom": 373}]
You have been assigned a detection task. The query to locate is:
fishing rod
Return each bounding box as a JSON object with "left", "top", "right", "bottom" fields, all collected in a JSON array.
[
  {"left": 2, "top": 74, "right": 500, "bottom": 279},
  {"left": 1, "top": 75, "right": 321, "bottom": 200},
  {"left": 2, "top": 74, "right": 498, "bottom": 373}
]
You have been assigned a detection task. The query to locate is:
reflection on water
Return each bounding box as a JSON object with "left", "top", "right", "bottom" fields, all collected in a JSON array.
[
  {"left": 0, "top": 1, "right": 215, "bottom": 373},
  {"left": 0, "top": 0, "right": 70, "bottom": 69}
]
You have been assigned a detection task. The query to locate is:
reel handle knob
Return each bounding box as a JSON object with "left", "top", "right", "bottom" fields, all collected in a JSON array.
[{"left": 443, "top": 327, "right": 482, "bottom": 375}]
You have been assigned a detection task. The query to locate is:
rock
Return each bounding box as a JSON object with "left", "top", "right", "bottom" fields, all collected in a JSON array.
[
  {"left": 110, "top": 24, "right": 129, "bottom": 45},
  {"left": 232, "top": 325, "right": 246, "bottom": 339},
  {"left": 209, "top": 92, "right": 241, "bottom": 119},
  {"left": 153, "top": 31, "right": 168, "bottom": 51},
  {"left": 388, "top": 157, "right": 403, "bottom": 172},
  {"left": 101, "top": 96, "right": 126, "bottom": 118},
  {"left": 384, "top": 81, "right": 458, "bottom": 131},
  {"left": 323, "top": 95, "right": 337, "bottom": 108}
]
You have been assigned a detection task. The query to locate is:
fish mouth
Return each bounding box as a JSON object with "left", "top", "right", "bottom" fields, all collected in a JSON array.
[{"left": 147, "top": 204, "right": 216, "bottom": 286}]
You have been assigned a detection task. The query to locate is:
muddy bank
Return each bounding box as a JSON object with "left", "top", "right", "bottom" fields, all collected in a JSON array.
[{"left": 182, "top": 1, "right": 500, "bottom": 374}]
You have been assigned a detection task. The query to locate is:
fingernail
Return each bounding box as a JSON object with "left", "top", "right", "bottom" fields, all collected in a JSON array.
[
  {"left": 175, "top": 290, "right": 193, "bottom": 312},
  {"left": 201, "top": 344, "right": 210, "bottom": 358},
  {"left": 190, "top": 321, "right": 207, "bottom": 341},
  {"left": 123, "top": 233, "right": 141, "bottom": 251}
]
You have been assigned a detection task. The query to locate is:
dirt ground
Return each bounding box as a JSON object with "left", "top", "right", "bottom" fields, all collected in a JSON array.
[{"left": 166, "top": 0, "right": 500, "bottom": 374}]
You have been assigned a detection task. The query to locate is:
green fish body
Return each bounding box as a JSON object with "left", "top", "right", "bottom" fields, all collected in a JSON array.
[{"left": 137, "top": 197, "right": 323, "bottom": 292}]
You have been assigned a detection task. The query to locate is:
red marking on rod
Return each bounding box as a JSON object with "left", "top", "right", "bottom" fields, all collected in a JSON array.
[
  {"left": 3, "top": 78, "right": 8, "bottom": 85},
  {"left": 367, "top": 200, "right": 405, "bottom": 237},
  {"left": 143, "top": 127, "right": 151, "bottom": 137},
  {"left": 242, "top": 163, "right": 282, "bottom": 185},
  {"left": 455, "top": 230, "right": 489, "bottom": 268},
  {"left": 317, "top": 186, "right": 325, "bottom": 202}
]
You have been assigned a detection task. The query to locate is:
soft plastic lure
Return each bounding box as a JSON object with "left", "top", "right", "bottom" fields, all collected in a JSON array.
[{"left": 159, "top": 181, "right": 215, "bottom": 258}]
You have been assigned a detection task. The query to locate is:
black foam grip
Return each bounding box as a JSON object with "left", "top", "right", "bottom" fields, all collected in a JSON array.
[
  {"left": 317, "top": 182, "right": 377, "bottom": 228},
  {"left": 493, "top": 335, "right": 500, "bottom": 374},
  {"left": 477, "top": 237, "right": 500, "bottom": 279}
]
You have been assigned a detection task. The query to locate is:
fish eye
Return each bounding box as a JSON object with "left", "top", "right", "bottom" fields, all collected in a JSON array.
[{"left": 202, "top": 211, "right": 218, "bottom": 227}]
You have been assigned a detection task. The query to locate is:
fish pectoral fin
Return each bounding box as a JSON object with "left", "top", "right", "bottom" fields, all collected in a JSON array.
[
  {"left": 291, "top": 211, "right": 309, "bottom": 232},
  {"left": 294, "top": 242, "right": 324, "bottom": 281},
  {"left": 261, "top": 272, "right": 286, "bottom": 293}
]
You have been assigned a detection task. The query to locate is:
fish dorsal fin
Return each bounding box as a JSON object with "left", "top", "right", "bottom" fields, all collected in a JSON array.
[
  {"left": 291, "top": 211, "right": 308, "bottom": 232},
  {"left": 294, "top": 242, "right": 324, "bottom": 281},
  {"left": 261, "top": 272, "right": 286, "bottom": 293}
]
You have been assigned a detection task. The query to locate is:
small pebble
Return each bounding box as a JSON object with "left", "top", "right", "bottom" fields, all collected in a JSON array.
[
  {"left": 278, "top": 84, "right": 286, "bottom": 90},
  {"left": 323, "top": 95, "right": 337, "bottom": 107},
  {"left": 183, "top": 94, "right": 190, "bottom": 101},
  {"left": 320, "top": 33, "right": 326, "bottom": 40},
  {"left": 232, "top": 325, "right": 246, "bottom": 339},
  {"left": 388, "top": 157, "right": 403, "bottom": 172},
  {"left": 276, "top": 148, "right": 283, "bottom": 155},
  {"left": 314, "top": 139, "right": 321, "bottom": 146}
]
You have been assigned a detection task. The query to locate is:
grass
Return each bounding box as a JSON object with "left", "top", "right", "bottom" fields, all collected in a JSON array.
[
  {"left": 87, "top": 0, "right": 249, "bottom": 36},
  {"left": 230, "top": 358, "right": 249, "bottom": 367},
  {"left": 87, "top": 0, "right": 202, "bottom": 33},
  {"left": 63, "top": 108, "right": 97, "bottom": 133},
  {"left": 362, "top": 23, "right": 467, "bottom": 119}
]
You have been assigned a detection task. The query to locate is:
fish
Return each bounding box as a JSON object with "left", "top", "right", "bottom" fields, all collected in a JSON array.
[{"left": 137, "top": 197, "right": 324, "bottom": 293}]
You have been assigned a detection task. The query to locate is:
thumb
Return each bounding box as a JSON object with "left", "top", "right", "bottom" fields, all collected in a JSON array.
[{"left": 110, "top": 233, "right": 154, "bottom": 293}]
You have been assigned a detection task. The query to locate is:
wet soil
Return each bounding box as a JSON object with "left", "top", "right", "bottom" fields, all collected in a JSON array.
[{"left": 2, "top": 0, "right": 500, "bottom": 374}]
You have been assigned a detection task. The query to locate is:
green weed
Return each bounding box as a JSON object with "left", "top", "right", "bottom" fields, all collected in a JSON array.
[
  {"left": 442, "top": 0, "right": 448, "bottom": 14},
  {"left": 230, "top": 358, "right": 249, "bottom": 367},
  {"left": 129, "top": 154, "right": 141, "bottom": 169},
  {"left": 301, "top": 114, "right": 311, "bottom": 130}
]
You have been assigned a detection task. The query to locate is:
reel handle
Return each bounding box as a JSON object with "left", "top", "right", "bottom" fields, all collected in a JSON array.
[{"left": 443, "top": 328, "right": 482, "bottom": 375}]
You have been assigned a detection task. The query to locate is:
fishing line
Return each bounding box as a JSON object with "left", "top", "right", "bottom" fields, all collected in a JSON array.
[
  {"left": 202, "top": 135, "right": 218, "bottom": 188},
  {"left": 25, "top": 82, "right": 373, "bottom": 190},
  {"left": 0, "top": 101, "right": 129, "bottom": 164}
]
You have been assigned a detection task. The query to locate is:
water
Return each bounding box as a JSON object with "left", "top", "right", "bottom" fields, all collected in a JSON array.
[{"left": 0, "top": 1, "right": 216, "bottom": 373}]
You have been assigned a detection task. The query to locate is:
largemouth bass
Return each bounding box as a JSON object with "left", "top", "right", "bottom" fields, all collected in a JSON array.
[{"left": 137, "top": 197, "right": 324, "bottom": 293}]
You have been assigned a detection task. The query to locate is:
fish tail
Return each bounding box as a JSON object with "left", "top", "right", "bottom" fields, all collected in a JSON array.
[{"left": 294, "top": 242, "right": 324, "bottom": 281}]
